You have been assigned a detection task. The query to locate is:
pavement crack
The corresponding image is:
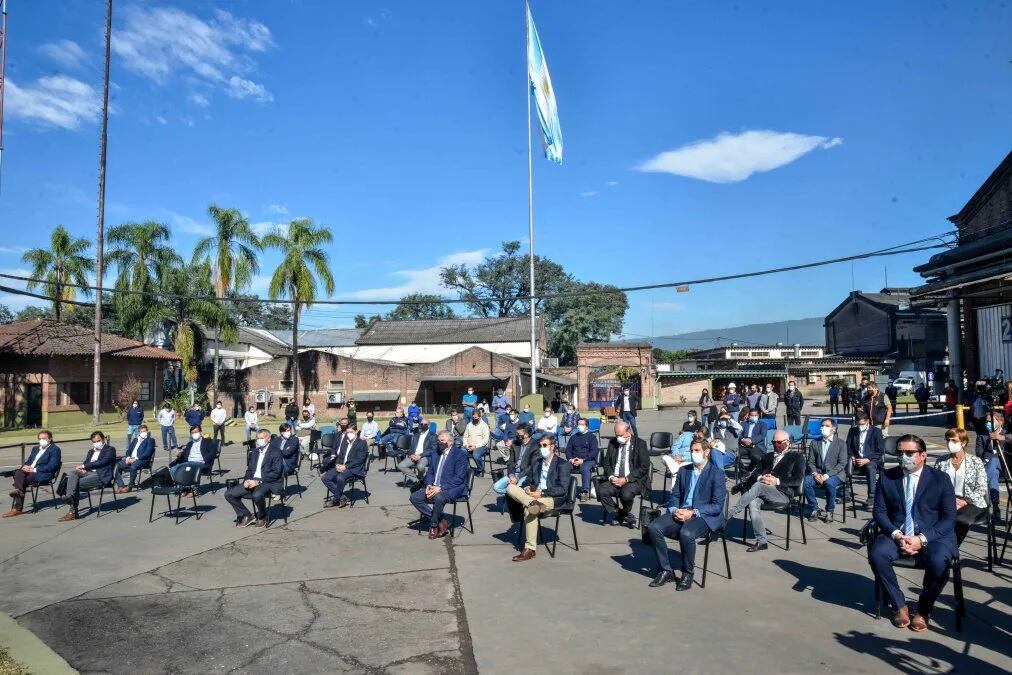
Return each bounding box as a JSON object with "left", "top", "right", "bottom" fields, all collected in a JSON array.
[
  {"left": 445, "top": 537, "right": 479, "bottom": 674},
  {"left": 303, "top": 586, "right": 455, "bottom": 615}
]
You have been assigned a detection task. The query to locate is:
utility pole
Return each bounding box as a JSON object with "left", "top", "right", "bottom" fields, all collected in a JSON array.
[
  {"left": 0, "top": 0, "right": 8, "bottom": 192},
  {"left": 92, "top": 0, "right": 111, "bottom": 424}
]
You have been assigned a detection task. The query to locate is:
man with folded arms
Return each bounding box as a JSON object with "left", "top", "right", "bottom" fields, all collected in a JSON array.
[
  {"left": 410, "top": 431, "right": 470, "bottom": 539},
  {"left": 225, "top": 429, "right": 284, "bottom": 527},
  {"left": 506, "top": 435, "right": 572, "bottom": 562},
  {"left": 59, "top": 431, "right": 116, "bottom": 522},
  {"left": 322, "top": 425, "right": 369, "bottom": 508},
  {"left": 4, "top": 430, "right": 61, "bottom": 517},
  {"left": 115, "top": 424, "right": 156, "bottom": 493}
]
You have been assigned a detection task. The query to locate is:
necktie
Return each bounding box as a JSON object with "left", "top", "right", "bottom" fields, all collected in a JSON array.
[
  {"left": 903, "top": 475, "right": 915, "bottom": 536},
  {"left": 618, "top": 444, "right": 628, "bottom": 478}
]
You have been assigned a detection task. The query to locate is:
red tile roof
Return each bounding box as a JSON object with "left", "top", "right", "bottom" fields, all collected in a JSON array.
[{"left": 0, "top": 320, "right": 180, "bottom": 360}]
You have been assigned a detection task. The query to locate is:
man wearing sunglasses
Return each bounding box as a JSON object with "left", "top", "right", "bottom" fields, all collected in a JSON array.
[
  {"left": 505, "top": 435, "right": 572, "bottom": 562},
  {"left": 728, "top": 429, "right": 805, "bottom": 552}
]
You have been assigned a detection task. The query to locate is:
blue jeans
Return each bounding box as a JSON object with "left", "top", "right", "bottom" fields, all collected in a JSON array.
[
  {"left": 246, "top": 426, "right": 258, "bottom": 441},
  {"left": 571, "top": 459, "right": 596, "bottom": 491},
  {"left": 126, "top": 425, "right": 140, "bottom": 449},
  {"left": 472, "top": 445, "right": 489, "bottom": 474},
  {"left": 380, "top": 431, "right": 408, "bottom": 455},
  {"left": 169, "top": 461, "right": 204, "bottom": 483},
  {"left": 985, "top": 456, "right": 1000, "bottom": 510},
  {"left": 556, "top": 428, "right": 571, "bottom": 446},
  {"left": 621, "top": 412, "right": 638, "bottom": 436},
  {"left": 160, "top": 425, "right": 178, "bottom": 451},
  {"left": 493, "top": 474, "right": 527, "bottom": 495},
  {"left": 803, "top": 474, "right": 843, "bottom": 514}
]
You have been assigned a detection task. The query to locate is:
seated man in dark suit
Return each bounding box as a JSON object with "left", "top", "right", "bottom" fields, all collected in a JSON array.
[
  {"left": 803, "top": 418, "right": 848, "bottom": 522},
  {"left": 868, "top": 434, "right": 957, "bottom": 632},
  {"left": 728, "top": 430, "right": 805, "bottom": 552},
  {"left": 737, "top": 409, "right": 768, "bottom": 464},
  {"left": 4, "top": 429, "right": 62, "bottom": 518},
  {"left": 170, "top": 426, "right": 218, "bottom": 475},
  {"left": 847, "top": 411, "right": 884, "bottom": 504},
  {"left": 398, "top": 417, "right": 437, "bottom": 487},
  {"left": 566, "top": 419, "right": 598, "bottom": 501},
  {"left": 276, "top": 423, "right": 301, "bottom": 474},
  {"left": 596, "top": 420, "right": 650, "bottom": 528},
  {"left": 645, "top": 438, "right": 727, "bottom": 590},
  {"left": 115, "top": 424, "right": 156, "bottom": 493},
  {"left": 225, "top": 429, "right": 284, "bottom": 527},
  {"left": 506, "top": 434, "right": 572, "bottom": 562},
  {"left": 493, "top": 424, "right": 537, "bottom": 496},
  {"left": 58, "top": 431, "right": 116, "bottom": 522},
  {"left": 409, "top": 431, "right": 470, "bottom": 539},
  {"left": 322, "top": 425, "right": 369, "bottom": 508}
]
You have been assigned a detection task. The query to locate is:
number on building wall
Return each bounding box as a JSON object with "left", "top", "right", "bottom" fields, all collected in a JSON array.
[{"left": 1001, "top": 316, "right": 1012, "bottom": 344}]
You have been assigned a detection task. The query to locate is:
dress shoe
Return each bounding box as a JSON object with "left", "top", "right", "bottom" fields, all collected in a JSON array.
[
  {"left": 624, "top": 514, "right": 638, "bottom": 529},
  {"left": 338, "top": 497, "right": 350, "bottom": 508},
  {"left": 324, "top": 500, "right": 338, "bottom": 508},
  {"left": 649, "top": 571, "right": 674, "bottom": 588},
  {"left": 511, "top": 549, "right": 536, "bottom": 562},
  {"left": 675, "top": 573, "right": 694, "bottom": 591},
  {"left": 2, "top": 509, "right": 22, "bottom": 518},
  {"left": 746, "top": 541, "right": 768, "bottom": 553},
  {"left": 527, "top": 500, "right": 544, "bottom": 515},
  {"left": 58, "top": 512, "right": 78, "bottom": 522},
  {"left": 427, "top": 527, "right": 439, "bottom": 539},
  {"left": 237, "top": 515, "right": 253, "bottom": 527},
  {"left": 909, "top": 613, "right": 929, "bottom": 632},
  {"left": 730, "top": 484, "right": 742, "bottom": 495},
  {"left": 892, "top": 605, "right": 910, "bottom": 628},
  {"left": 578, "top": 491, "right": 589, "bottom": 502},
  {"left": 437, "top": 519, "right": 450, "bottom": 537}
]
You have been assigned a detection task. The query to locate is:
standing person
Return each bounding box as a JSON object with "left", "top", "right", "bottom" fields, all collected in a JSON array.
[
  {"left": 210, "top": 400, "right": 228, "bottom": 447},
  {"left": 58, "top": 432, "right": 116, "bottom": 522},
  {"left": 284, "top": 400, "right": 300, "bottom": 430},
  {"left": 461, "top": 387, "right": 478, "bottom": 419},
  {"left": 746, "top": 384, "right": 761, "bottom": 412},
  {"left": 885, "top": 381, "right": 899, "bottom": 413},
  {"left": 943, "top": 379, "right": 958, "bottom": 416},
  {"left": 157, "top": 402, "right": 178, "bottom": 451},
  {"left": 126, "top": 399, "right": 144, "bottom": 449},
  {"left": 970, "top": 384, "right": 990, "bottom": 436},
  {"left": 722, "top": 383, "right": 742, "bottom": 422},
  {"left": 3, "top": 430, "right": 62, "bottom": 518},
  {"left": 698, "top": 388, "right": 714, "bottom": 429},
  {"left": 491, "top": 388, "right": 510, "bottom": 421},
  {"left": 346, "top": 398, "right": 357, "bottom": 428},
  {"left": 828, "top": 382, "right": 841, "bottom": 416},
  {"left": 615, "top": 384, "right": 640, "bottom": 437},
  {"left": 914, "top": 382, "right": 930, "bottom": 416},
  {"left": 858, "top": 377, "right": 870, "bottom": 406},
  {"left": 784, "top": 381, "right": 804, "bottom": 426},
  {"left": 244, "top": 406, "right": 259, "bottom": 442},
  {"left": 183, "top": 403, "right": 204, "bottom": 430},
  {"left": 841, "top": 385, "right": 852, "bottom": 415},
  {"left": 407, "top": 400, "right": 421, "bottom": 430},
  {"left": 864, "top": 384, "right": 892, "bottom": 437},
  {"left": 759, "top": 383, "right": 779, "bottom": 423}
]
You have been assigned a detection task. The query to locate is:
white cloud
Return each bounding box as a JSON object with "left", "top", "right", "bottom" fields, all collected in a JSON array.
[
  {"left": 155, "top": 115, "right": 168, "bottom": 125},
  {"left": 636, "top": 130, "right": 843, "bottom": 183},
  {"left": 38, "top": 39, "right": 88, "bottom": 70},
  {"left": 188, "top": 92, "right": 210, "bottom": 107},
  {"left": 580, "top": 191, "right": 598, "bottom": 198},
  {"left": 347, "top": 249, "right": 488, "bottom": 300},
  {"left": 181, "top": 115, "right": 195, "bottom": 127},
  {"left": 0, "top": 246, "right": 26, "bottom": 255},
  {"left": 5, "top": 76, "right": 101, "bottom": 130},
  {"left": 251, "top": 221, "right": 279, "bottom": 237},
  {"left": 167, "top": 212, "right": 214, "bottom": 237},
  {"left": 651, "top": 301, "right": 683, "bottom": 311},
  {"left": 607, "top": 181, "right": 618, "bottom": 187},
  {"left": 267, "top": 203, "right": 288, "bottom": 216},
  {"left": 226, "top": 76, "right": 273, "bottom": 102},
  {"left": 113, "top": 6, "right": 274, "bottom": 105}
]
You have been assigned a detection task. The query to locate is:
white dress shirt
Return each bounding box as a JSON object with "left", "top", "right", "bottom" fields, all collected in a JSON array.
[
  {"left": 89, "top": 448, "right": 102, "bottom": 463},
  {"left": 414, "top": 430, "right": 429, "bottom": 455},
  {"left": 187, "top": 440, "right": 204, "bottom": 463},
  {"left": 612, "top": 440, "right": 631, "bottom": 478},
  {"left": 210, "top": 408, "right": 227, "bottom": 425},
  {"left": 944, "top": 461, "right": 965, "bottom": 498},
  {"left": 858, "top": 429, "right": 868, "bottom": 456},
  {"left": 891, "top": 467, "right": 925, "bottom": 542},
  {"left": 30, "top": 446, "right": 47, "bottom": 469},
  {"left": 253, "top": 448, "right": 268, "bottom": 479},
  {"left": 129, "top": 438, "right": 141, "bottom": 459}
]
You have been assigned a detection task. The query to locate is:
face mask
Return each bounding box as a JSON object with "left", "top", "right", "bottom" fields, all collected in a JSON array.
[
  {"left": 986, "top": 422, "right": 994, "bottom": 432},
  {"left": 139, "top": 432, "right": 148, "bottom": 439},
  {"left": 523, "top": 408, "right": 529, "bottom": 413},
  {"left": 788, "top": 385, "right": 795, "bottom": 391},
  {"left": 859, "top": 424, "right": 869, "bottom": 433},
  {"left": 39, "top": 439, "right": 50, "bottom": 449},
  {"left": 900, "top": 453, "right": 918, "bottom": 473},
  {"left": 191, "top": 433, "right": 202, "bottom": 441},
  {"left": 576, "top": 426, "right": 587, "bottom": 434},
  {"left": 282, "top": 431, "right": 292, "bottom": 439},
  {"left": 216, "top": 404, "right": 222, "bottom": 408},
  {"left": 691, "top": 451, "right": 704, "bottom": 466},
  {"left": 821, "top": 427, "right": 833, "bottom": 438},
  {"left": 539, "top": 447, "right": 550, "bottom": 459},
  {"left": 749, "top": 416, "right": 758, "bottom": 423},
  {"left": 773, "top": 443, "right": 787, "bottom": 454},
  {"left": 93, "top": 441, "right": 104, "bottom": 450},
  {"left": 947, "top": 441, "right": 962, "bottom": 454},
  {"left": 688, "top": 415, "right": 696, "bottom": 422},
  {"left": 367, "top": 416, "right": 374, "bottom": 421},
  {"left": 256, "top": 438, "right": 267, "bottom": 448},
  {"left": 472, "top": 418, "right": 480, "bottom": 424},
  {"left": 718, "top": 421, "right": 728, "bottom": 429},
  {"left": 346, "top": 433, "right": 357, "bottom": 441},
  {"left": 543, "top": 412, "right": 551, "bottom": 418},
  {"left": 132, "top": 403, "right": 138, "bottom": 407}
]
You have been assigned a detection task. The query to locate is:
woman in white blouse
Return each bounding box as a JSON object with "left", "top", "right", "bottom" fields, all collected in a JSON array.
[{"left": 935, "top": 427, "right": 989, "bottom": 545}]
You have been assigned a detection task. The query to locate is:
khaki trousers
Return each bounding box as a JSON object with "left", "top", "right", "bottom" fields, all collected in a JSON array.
[{"left": 506, "top": 483, "right": 555, "bottom": 551}]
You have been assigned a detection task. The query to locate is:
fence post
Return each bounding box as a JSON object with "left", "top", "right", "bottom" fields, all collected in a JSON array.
[
  {"left": 19, "top": 442, "right": 25, "bottom": 465},
  {"left": 955, "top": 405, "right": 965, "bottom": 431}
]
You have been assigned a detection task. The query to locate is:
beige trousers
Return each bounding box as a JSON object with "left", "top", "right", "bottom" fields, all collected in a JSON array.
[{"left": 506, "top": 482, "right": 555, "bottom": 551}]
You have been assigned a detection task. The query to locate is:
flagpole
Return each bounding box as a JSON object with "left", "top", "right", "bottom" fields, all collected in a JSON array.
[{"left": 525, "top": 0, "right": 537, "bottom": 398}]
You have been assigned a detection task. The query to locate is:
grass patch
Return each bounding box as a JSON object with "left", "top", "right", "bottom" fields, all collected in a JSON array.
[{"left": 0, "top": 646, "right": 28, "bottom": 675}]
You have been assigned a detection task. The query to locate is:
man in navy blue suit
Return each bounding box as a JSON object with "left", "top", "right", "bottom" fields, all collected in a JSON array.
[
  {"left": 59, "top": 431, "right": 116, "bottom": 522},
  {"left": 848, "top": 411, "right": 884, "bottom": 504},
  {"left": 398, "top": 418, "right": 438, "bottom": 487},
  {"left": 225, "top": 429, "right": 284, "bottom": 527},
  {"left": 506, "top": 434, "right": 572, "bottom": 561},
  {"left": 737, "top": 409, "right": 768, "bottom": 464},
  {"left": 115, "top": 424, "right": 156, "bottom": 492},
  {"left": 868, "top": 434, "right": 957, "bottom": 632},
  {"left": 4, "top": 429, "right": 62, "bottom": 517},
  {"left": 276, "top": 423, "right": 301, "bottom": 474},
  {"left": 410, "top": 431, "right": 470, "bottom": 539},
  {"left": 322, "top": 425, "right": 369, "bottom": 508},
  {"left": 645, "top": 439, "right": 727, "bottom": 590}
]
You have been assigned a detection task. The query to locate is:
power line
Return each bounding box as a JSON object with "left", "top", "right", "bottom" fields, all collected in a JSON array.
[{"left": 0, "top": 233, "right": 954, "bottom": 308}]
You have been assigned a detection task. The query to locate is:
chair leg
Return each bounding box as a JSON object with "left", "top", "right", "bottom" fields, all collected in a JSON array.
[
  {"left": 785, "top": 504, "right": 791, "bottom": 551},
  {"left": 952, "top": 560, "right": 964, "bottom": 632},
  {"left": 174, "top": 493, "right": 182, "bottom": 525},
  {"left": 85, "top": 490, "right": 94, "bottom": 517},
  {"left": 797, "top": 496, "right": 807, "bottom": 545},
  {"left": 570, "top": 512, "right": 579, "bottom": 551},
  {"left": 295, "top": 472, "right": 303, "bottom": 499},
  {"left": 148, "top": 493, "right": 156, "bottom": 523},
  {"left": 841, "top": 485, "right": 847, "bottom": 524},
  {"left": 192, "top": 490, "right": 200, "bottom": 520},
  {"left": 701, "top": 536, "right": 710, "bottom": 588},
  {"left": 363, "top": 478, "right": 370, "bottom": 505},
  {"left": 450, "top": 501, "right": 459, "bottom": 538},
  {"left": 465, "top": 498, "right": 473, "bottom": 534},
  {"left": 111, "top": 486, "right": 120, "bottom": 513},
  {"left": 721, "top": 529, "right": 731, "bottom": 580},
  {"left": 874, "top": 577, "right": 882, "bottom": 619}
]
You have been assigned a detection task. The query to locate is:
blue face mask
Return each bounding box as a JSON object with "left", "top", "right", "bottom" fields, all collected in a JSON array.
[
  {"left": 539, "top": 447, "right": 550, "bottom": 459},
  {"left": 899, "top": 453, "right": 918, "bottom": 473},
  {"left": 986, "top": 422, "right": 994, "bottom": 432},
  {"left": 748, "top": 416, "right": 758, "bottom": 423}
]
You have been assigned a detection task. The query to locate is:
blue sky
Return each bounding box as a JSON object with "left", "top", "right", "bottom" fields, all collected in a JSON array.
[{"left": 1, "top": 1, "right": 1010, "bottom": 340}]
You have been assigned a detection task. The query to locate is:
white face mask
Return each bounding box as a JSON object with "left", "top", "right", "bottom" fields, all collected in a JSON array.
[
  {"left": 256, "top": 438, "right": 267, "bottom": 448},
  {"left": 139, "top": 432, "right": 148, "bottom": 439},
  {"left": 947, "top": 441, "right": 962, "bottom": 455},
  {"left": 191, "top": 433, "right": 202, "bottom": 441},
  {"left": 92, "top": 441, "right": 104, "bottom": 450},
  {"left": 346, "top": 432, "right": 357, "bottom": 440},
  {"left": 821, "top": 427, "right": 833, "bottom": 438},
  {"left": 38, "top": 439, "right": 50, "bottom": 449},
  {"left": 858, "top": 424, "right": 869, "bottom": 433},
  {"left": 282, "top": 431, "right": 292, "bottom": 439},
  {"left": 544, "top": 412, "right": 551, "bottom": 418},
  {"left": 690, "top": 451, "right": 704, "bottom": 466},
  {"left": 576, "top": 426, "right": 587, "bottom": 434}
]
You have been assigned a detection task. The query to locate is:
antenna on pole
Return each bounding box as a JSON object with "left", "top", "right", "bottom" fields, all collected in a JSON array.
[{"left": 0, "top": 0, "right": 9, "bottom": 194}]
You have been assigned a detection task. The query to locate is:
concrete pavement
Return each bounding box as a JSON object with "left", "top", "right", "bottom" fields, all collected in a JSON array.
[{"left": 0, "top": 409, "right": 1009, "bottom": 674}]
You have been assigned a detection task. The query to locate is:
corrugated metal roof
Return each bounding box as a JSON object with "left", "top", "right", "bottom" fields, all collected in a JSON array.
[
  {"left": 0, "top": 320, "right": 180, "bottom": 360},
  {"left": 357, "top": 317, "right": 537, "bottom": 345},
  {"left": 658, "top": 370, "right": 787, "bottom": 378},
  {"left": 266, "top": 328, "right": 362, "bottom": 348}
]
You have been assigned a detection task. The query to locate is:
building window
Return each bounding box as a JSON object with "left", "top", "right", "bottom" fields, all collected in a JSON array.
[
  {"left": 328, "top": 380, "right": 345, "bottom": 392},
  {"left": 67, "top": 382, "right": 91, "bottom": 406},
  {"left": 138, "top": 381, "right": 152, "bottom": 401},
  {"left": 280, "top": 380, "right": 294, "bottom": 391}
]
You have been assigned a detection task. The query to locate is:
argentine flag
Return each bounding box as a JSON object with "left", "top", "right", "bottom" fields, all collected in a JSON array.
[{"left": 527, "top": 5, "right": 563, "bottom": 164}]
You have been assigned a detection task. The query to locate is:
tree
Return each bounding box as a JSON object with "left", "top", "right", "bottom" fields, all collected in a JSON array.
[
  {"left": 192, "top": 205, "right": 262, "bottom": 399},
  {"left": 106, "top": 221, "right": 181, "bottom": 339},
  {"left": 546, "top": 281, "right": 628, "bottom": 366},
  {"left": 230, "top": 294, "right": 293, "bottom": 330},
  {"left": 0, "top": 305, "right": 13, "bottom": 324},
  {"left": 21, "top": 225, "right": 94, "bottom": 321},
  {"left": 354, "top": 314, "right": 380, "bottom": 329},
  {"left": 263, "top": 218, "right": 335, "bottom": 404},
  {"left": 439, "top": 240, "right": 569, "bottom": 318},
  {"left": 14, "top": 306, "right": 51, "bottom": 322},
  {"left": 652, "top": 347, "right": 691, "bottom": 364},
  {"left": 385, "top": 293, "right": 455, "bottom": 321}
]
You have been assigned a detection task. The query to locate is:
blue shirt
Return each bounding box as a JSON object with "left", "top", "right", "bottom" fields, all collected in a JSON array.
[
  {"left": 462, "top": 394, "right": 478, "bottom": 409},
  {"left": 723, "top": 392, "right": 741, "bottom": 413},
  {"left": 682, "top": 468, "right": 700, "bottom": 508},
  {"left": 492, "top": 394, "right": 509, "bottom": 413},
  {"left": 538, "top": 459, "right": 550, "bottom": 490}
]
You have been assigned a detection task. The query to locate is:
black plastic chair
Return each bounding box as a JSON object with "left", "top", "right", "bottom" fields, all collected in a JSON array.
[
  {"left": 149, "top": 465, "right": 201, "bottom": 524},
  {"left": 447, "top": 469, "right": 476, "bottom": 537},
  {"left": 315, "top": 433, "right": 336, "bottom": 474},
  {"left": 742, "top": 481, "right": 807, "bottom": 550},
  {"left": 534, "top": 475, "right": 580, "bottom": 558},
  {"left": 344, "top": 454, "right": 373, "bottom": 507},
  {"left": 385, "top": 434, "right": 412, "bottom": 473},
  {"left": 648, "top": 431, "right": 673, "bottom": 498},
  {"left": 28, "top": 462, "right": 63, "bottom": 513},
  {"left": 282, "top": 453, "right": 304, "bottom": 500},
  {"left": 81, "top": 478, "right": 120, "bottom": 518},
  {"left": 698, "top": 524, "right": 732, "bottom": 588},
  {"left": 862, "top": 520, "right": 964, "bottom": 631}
]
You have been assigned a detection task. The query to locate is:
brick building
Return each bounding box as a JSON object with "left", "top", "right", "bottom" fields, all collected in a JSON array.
[
  {"left": 0, "top": 320, "right": 180, "bottom": 428},
  {"left": 574, "top": 341, "right": 656, "bottom": 410}
]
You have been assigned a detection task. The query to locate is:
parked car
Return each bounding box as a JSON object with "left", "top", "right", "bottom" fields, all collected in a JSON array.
[{"left": 892, "top": 377, "right": 915, "bottom": 395}]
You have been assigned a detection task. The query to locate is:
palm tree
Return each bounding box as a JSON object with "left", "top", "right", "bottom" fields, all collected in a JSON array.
[
  {"left": 22, "top": 225, "right": 95, "bottom": 321},
  {"left": 192, "top": 205, "right": 262, "bottom": 399},
  {"left": 263, "top": 218, "right": 335, "bottom": 404},
  {"left": 105, "top": 221, "right": 181, "bottom": 339}
]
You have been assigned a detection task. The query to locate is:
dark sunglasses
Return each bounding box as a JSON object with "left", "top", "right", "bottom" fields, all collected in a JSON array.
[{"left": 538, "top": 443, "right": 552, "bottom": 448}]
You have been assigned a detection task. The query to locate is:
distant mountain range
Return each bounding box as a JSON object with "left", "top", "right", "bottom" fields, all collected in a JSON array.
[{"left": 651, "top": 317, "right": 825, "bottom": 351}]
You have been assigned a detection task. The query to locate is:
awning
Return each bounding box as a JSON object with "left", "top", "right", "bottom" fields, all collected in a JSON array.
[
  {"left": 351, "top": 389, "right": 401, "bottom": 401},
  {"left": 521, "top": 369, "right": 577, "bottom": 386},
  {"left": 418, "top": 375, "right": 511, "bottom": 383},
  {"left": 910, "top": 267, "right": 1012, "bottom": 298},
  {"left": 658, "top": 370, "right": 787, "bottom": 378}
]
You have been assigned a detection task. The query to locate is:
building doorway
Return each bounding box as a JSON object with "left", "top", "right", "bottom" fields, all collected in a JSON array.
[{"left": 25, "top": 384, "right": 42, "bottom": 427}]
